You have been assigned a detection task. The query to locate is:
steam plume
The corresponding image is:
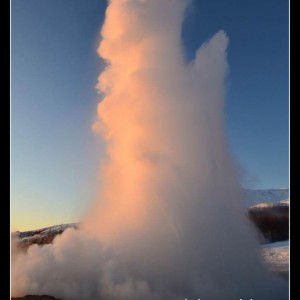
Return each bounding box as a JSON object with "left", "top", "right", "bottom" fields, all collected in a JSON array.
[{"left": 12, "top": 1, "right": 288, "bottom": 299}]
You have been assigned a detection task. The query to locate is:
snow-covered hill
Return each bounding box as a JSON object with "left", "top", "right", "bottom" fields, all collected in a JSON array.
[
  {"left": 13, "top": 223, "right": 78, "bottom": 239},
  {"left": 12, "top": 223, "right": 78, "bottom": 248},
  {"left": 245, "top": 188, "right": 289, "bottom": 207},
  {"left": 261, "top": 240, "right": 289, "bottom": 277},
  {"left": 250, "top": 199, "right": 289, "bottom": 209}
]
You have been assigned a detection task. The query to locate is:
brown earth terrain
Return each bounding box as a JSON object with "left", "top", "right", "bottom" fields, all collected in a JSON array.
[
  {"left": 12, "top": 296, "right": 61, "bottom": 300},
  {"left": 249, "top": 205, "right": 289, "bottom": 242}
]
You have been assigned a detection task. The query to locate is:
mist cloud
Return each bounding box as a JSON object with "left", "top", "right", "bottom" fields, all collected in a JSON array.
[{"left": 12, "top": 1, "right": 288, "bottom": 299}]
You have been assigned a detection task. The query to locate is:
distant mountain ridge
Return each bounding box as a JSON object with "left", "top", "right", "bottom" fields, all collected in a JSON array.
[
  {"left": 12, "top": 223, "right": 78, "bottom": 249},
  {"left": 245, "top": 188, "right": 289, "bottom": 207}
]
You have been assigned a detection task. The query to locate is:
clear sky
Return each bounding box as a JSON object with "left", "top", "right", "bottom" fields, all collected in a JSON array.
[{"left": 11, "top": 0, "right": 289, "bottom": 231}]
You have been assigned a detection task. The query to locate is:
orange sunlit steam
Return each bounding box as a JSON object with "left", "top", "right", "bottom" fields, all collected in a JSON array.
[{"left": 84, "top": 0, "right": 188, "bottom": 243}]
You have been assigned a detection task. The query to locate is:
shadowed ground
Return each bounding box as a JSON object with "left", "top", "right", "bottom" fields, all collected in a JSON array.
[{"left": 12, "top": 296, "right": 61, "bottom": 300}]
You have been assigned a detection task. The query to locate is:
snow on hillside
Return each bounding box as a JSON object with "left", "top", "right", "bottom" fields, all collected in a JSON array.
[
  {"left": 280, "top": 199, "right": 289, "bottom": 205},
  {"left": 245, "top": 188, "right": 289, "bottom": 207},
  {"left": 261, "top": 241, "right": 289, "bottom": 274},
  {"left": 14, "top": 223, "right": 78, "bottom": 239},
  {"left": 250, "top": 200, "right": 289, "bottom": 209},
  {"left": 12, "top": 223, "right": 79, "bottom": 247}
]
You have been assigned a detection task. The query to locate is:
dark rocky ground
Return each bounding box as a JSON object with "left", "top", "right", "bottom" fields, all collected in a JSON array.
[
  {"left": 249, "top": 205, "right": 289, "bottom": 242},
  {"left": 12, "top": 296, "right": 61, "bottom": 300}
]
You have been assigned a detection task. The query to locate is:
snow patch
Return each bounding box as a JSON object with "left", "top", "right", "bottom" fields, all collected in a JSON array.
[{"left": 261, "top": 241, "right": 289, "bottom": 273}]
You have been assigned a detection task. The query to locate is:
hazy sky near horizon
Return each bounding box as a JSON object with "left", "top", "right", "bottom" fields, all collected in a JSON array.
[{"left": 11, "top": 0, "right": 288, "bottom": 231}]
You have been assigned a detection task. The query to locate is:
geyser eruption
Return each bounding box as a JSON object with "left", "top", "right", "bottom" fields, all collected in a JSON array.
[{"left": 12, "top": 0, "right": 288, "bottom": 299}]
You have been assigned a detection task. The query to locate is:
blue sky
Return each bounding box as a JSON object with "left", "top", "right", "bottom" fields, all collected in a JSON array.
[{"left": 11, "top": 0, "right": 288, "bottom": 230}]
